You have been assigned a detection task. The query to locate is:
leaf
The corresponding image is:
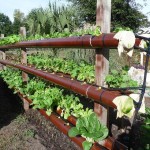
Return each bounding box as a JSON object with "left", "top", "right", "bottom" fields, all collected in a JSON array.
[
  {"left": 68, "top": 127, "right": 80, "bottom": 137},
  {"left": 88, "top": 113, "right": 100, "bottom": 131},
  {"left": 113, "top": 95, "right": 135, "bottom": 118},
  {"left": 76, "top": 117, "right": 85, "bottom": 130},
  {"left": 82, "top": 141, "right": 92, "bottom": 150},
  {"left": 75, "top": 113, "right": 108, "bottom": 141},
  {"left": 97, "top": 125, "right": 108, "bottom": 141},
  {"left": 122, "top": 98, "right": 133, "bottom": 114}
]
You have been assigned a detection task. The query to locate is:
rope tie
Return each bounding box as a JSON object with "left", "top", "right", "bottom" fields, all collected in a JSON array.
[
  {"left": 85, "top": 85, "right": 92, "bottom": 98},
  {"left": 99, "top": 89, "right": 106, "bottom": 102},
  {"left": 89, "top": 36, "right": 95, "bottom": 47}
]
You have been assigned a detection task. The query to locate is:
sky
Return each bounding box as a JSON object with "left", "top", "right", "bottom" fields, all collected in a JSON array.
[
  {"left": 136, "top": 0, "right": 150, "bottom": 20},
  {"left": 0, "top": 0, "right": 68, "bottom": 21},
  {"left": 0, "top": 0, "right": 150, "bottom": 22}
]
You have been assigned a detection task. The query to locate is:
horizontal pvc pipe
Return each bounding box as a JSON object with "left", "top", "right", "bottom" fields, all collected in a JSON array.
[
  {"left": 0, "top": 34, "right": 141, "bottom": 50},
  {"left": 18, "top": 93, "right": 127, "bottom": 150},
  {"left": 46, "top": 107, "right": 127, "bottom": 150},
  {"left": 39, "top": 109, "right": 86, "bottom": 148},
  {"left": 17, "top": 93, "right": 107, "bottom": 150},
  {"left": 0, "top": 60, "right": 119, "bottom": 108},
  {"left": 56, "top": 109, "right": 128, "bottom": 150},
  {"left": 56, "top": 109, "right": 115, "bottom": 150}
]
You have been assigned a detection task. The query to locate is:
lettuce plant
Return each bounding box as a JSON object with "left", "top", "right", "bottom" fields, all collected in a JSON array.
[{"left": 68, "top": 113, "right": 108, "bottom": 150}]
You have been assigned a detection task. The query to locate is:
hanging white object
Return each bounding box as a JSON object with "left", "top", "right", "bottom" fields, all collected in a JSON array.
[
  {"left": 113, "top": 94, "right": 146, "bottom": 118},
  {"left": 113, "top": 95, "right": 135, "bottom": 118},
  {"left": 138, "top": 33, "right": 150, "bottom": 66},
  {"left": 114, "top": 31, "right": 135, "bottom": 57}
]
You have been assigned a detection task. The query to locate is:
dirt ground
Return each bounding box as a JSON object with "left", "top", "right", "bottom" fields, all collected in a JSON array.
[{"left": 0, "top": 78, "right": 80, "bottom": 150}]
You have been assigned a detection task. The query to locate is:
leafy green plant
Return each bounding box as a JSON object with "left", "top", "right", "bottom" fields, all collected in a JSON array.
[
  {"left": 27, "top": 55, "right": 95, "bottom": 84},
  {"left": 57, "top": 94, "right": 93, "bottom": 119},
  {"left": 0, "top": 35, "right": 21, "bottom": 46},
  {"left": 0, "top": 26, "right": 102, "bottom": 46},
  {"left": 113, "top": 95, "right": 135, "bottom": 118},
  {"left": 30, "top": 87, "right": 63, "bottom": 115},
  {"left": 68, "top": 113, "right": 108, "bottom": 150},
  {"left": 0, "top": 68, "right": 23, "bottom": 92},
  {"left": 0, "top": 67, "right": 109, "bottom": 149},
  {"left": 105, "top": 66, "right": 138, "bottom": 88},
  {"left": 113, "top": 26, "right": 132, "bottom": 33},
  {"left": 22, "top": 78, "right": 46, "bottom": 97},
  {"left": 0, "top": 67, "right": 94, "bottom": 118}
]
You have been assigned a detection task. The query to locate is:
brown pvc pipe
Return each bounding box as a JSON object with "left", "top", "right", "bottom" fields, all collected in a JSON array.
[
  {"left": 0, "top": 60, "right": 119, "bottom": 108},
  {"left": 39, "top": 109, "right": 85, "bottom": 148},
  {"left": 56, "top": 109, "right": 127, "bottom": 150},
  {"left": 39, "top": 110, "right": 108, "bottom": 150},
  {"left": 56, "top": 109, "right": 77, "bottom": 126},
  {"left": 56, "top": 109, "right": 114, "bottom": 150},
  {"left": 18, "top": 93, "right": 108, "bottom": 150},
  {"left": 20, "top": 94, "right": 113, "bottom": 149},
  {"left": 18, "top": 93, "right": 127, "bottom": 150},
  {"left": 0, "top": 33, "right": 141, "bottom": 50}
]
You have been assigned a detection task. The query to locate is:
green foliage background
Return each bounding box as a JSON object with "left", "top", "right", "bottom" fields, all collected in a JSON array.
[{"left": 0, "top": 0, "right": 149, "bottom": 36}]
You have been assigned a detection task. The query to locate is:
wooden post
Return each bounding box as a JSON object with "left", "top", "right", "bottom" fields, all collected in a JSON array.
[
  {"left": 0, "top": 50, "right": 6, "bottom": 70},
  {"left": 94, "top": 0, "right": 111, "bottom": 126},
  {"left": 20, "top": 27, "right": 29, "bottom": 110},
  {"left": 19, "top": 27, "right": 26, "bottom": 39},
  {"left": 20, "top": 27, "right": 28, "bottom": 82},
  {"left": 21, "top": 47, "right": 28, "bottom": 82},
  {"left": 0, "top": 34, "right": 4, "bottom": 38},
  {"left": 0, "top": 34, "right": 6, "bottom": 70}
]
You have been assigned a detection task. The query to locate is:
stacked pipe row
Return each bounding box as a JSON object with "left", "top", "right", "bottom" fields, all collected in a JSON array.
[
  {"left": 0, "top": 33, "right": 138, "bottom": 149},
  {"left": 0, "top": 60, "right": 128, "bottom": 149},
  {"left": 0, "top": 60, "right": 121, "bottom": 108}
]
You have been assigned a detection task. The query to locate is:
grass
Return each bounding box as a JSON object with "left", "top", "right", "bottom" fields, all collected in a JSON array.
[{"left": 23, "top": 129, "right": 35, "bottom": 138}]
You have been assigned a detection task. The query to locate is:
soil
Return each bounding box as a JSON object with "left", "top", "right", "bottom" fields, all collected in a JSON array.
[{"left": 0, "top": 78, "right": 81, "bottom": 150}]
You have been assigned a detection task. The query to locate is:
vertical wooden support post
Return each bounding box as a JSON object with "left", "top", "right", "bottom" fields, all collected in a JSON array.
[
  {"left": 1, "top": 34, "right": 4, "bottom": 38},
  {"left": 20, "top": 27, "right": 28, "bottom": 82},
  {"left": 21, "top": 48, "right": 28, "bottom": 82},
  {"left": 20, "top": 27, "right": 29, "bottom": 110},
  {"left": 0, "top": 50, "right": 6, "bottom": 70},
  {"left": 2, "top": 51, "right": 6, "bottom": 60},
  {"left": 94, "top": 0, "right": 111, "bottom": 126},
  {"left": 0, "top": 34, "right": 6, "bottom": 70}
]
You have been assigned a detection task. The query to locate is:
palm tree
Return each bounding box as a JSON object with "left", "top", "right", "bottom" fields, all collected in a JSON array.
[{"left": 25, "top": 2, "right": 79, "bottom": 36}]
